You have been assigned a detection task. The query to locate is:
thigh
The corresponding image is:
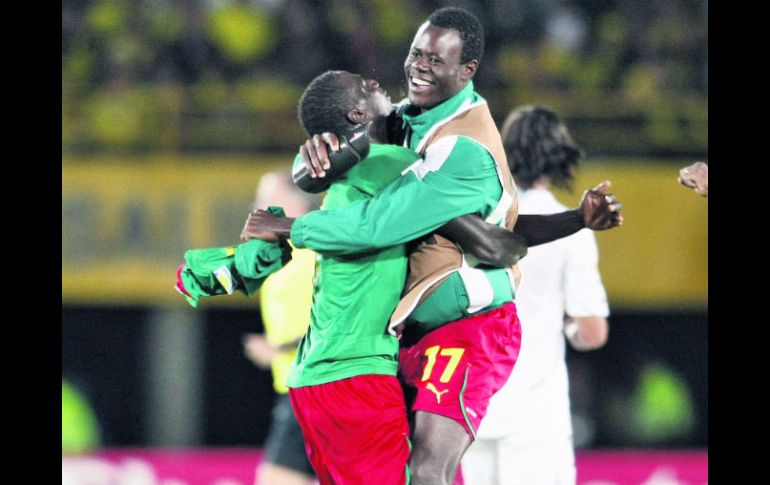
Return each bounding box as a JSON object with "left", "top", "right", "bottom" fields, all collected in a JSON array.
[
  {"left": 289, "top": 376, "right": 411, "bottom": 485},
  {"left": 399, "top": 302, "right": 522, "bottom": 440},
  {"left": 263, "top": 394, "right": 315, "bottom": 476},
  {"left": 410, "top": 410, "right": 470, "bottom": 485}
]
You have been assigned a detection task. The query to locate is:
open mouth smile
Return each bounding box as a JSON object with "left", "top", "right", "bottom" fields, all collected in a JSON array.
[{"left": 410, "top": 76, "right": 434, "bottom": 91}]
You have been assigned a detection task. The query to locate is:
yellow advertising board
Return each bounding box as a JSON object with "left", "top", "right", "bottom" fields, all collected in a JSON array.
[{"left": 63, "top": 157, "right": 707, "bottom": 309}]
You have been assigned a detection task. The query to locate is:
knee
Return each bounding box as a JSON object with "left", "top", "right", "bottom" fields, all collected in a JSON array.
[{"left": 409, "top": 451, "right": 457, "bottom": 485}]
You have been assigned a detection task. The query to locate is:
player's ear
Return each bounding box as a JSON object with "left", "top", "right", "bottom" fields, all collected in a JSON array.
[
  {"left": 347, "top": 108, "right": 368, "bottom": 124},
  {"left": 461, "top": 60, "right": 478, "bottom": 81}
]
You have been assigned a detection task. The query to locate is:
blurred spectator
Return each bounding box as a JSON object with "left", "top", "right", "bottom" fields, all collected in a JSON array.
[
  {"left": 603, "top": 358, "right": 696, "bottom": 447},
  {"left": 462, "top": 105, "right": 610, "bottom": 485},
  {"left": 242, "top": 171, "right": 320, "bottom": 485},
  {"left": 630, "top": 361, "right": 696, "bottom": 444},
  {"left": 62, "top": 0, "right": 707, "bottom": 156},
  {"left": 544, "top": 0, "right": 588, "bottom": 53},
  {"left": 62, "top": 378, "right": 102, "bottom": 454}
]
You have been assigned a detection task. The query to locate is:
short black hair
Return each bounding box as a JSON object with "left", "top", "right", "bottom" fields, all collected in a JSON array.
[
  {"left": 428, "top": 7, "right": 484, "bottom": 63},
  {"left": 298, "top": 70, "right": 357, "bottom": 139},
  {"left": 502, "top": 106, "right": 582, "bottom": 191}
]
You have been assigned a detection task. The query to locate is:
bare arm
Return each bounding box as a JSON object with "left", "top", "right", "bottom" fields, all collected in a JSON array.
[
  {"left": 441, "top": 208, "right": 594, "bottom": 267},
  {"left": 240, "top": 210, "right": 294, "bottom": 242},
  {"left": 437, "top": 214, "right": 527, "bottom": 267},
  {"left": 564, "top": 316, "right": 608, "bottom": 351},
  {"left": 515, "top": 180, "right": 623, "bottom": 246},
  {"left": 437, "top": 181, "right": 623, "bottom": 268},
  {"left": 242, "top": 334, "right": 303, "bottom": 370}
]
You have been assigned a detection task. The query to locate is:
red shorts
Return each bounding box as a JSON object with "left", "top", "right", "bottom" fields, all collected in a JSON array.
[
  {"left": 288, "top": 375, "right": 411, "bottom": 485},
  {"left": 398, "top": 302, "right": 521, "bottom": 440}
]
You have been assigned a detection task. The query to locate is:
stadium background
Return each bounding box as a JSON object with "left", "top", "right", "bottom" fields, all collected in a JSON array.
[{"left": 62, "top": 0, "right": 707, "bottom": 483}]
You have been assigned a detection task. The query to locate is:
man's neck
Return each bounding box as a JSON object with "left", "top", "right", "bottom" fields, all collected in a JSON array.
[
  {"left": 417, "top": 81, "right": 470, "bottom": 113},
  {"left": 367, "top": 115, "right": 390, "bottom": 144}
]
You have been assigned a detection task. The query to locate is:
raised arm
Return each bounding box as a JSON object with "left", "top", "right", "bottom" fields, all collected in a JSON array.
[
  {"left": 242, "top": 180, "right": 623, "bottom": 263},
  {"left": 436, "top": 181, "right": 623, "bottom": 268},
  {"left": 517, "top": 181, "right": 622, "bottom": 246},
  {"left": 279, "top": 138, "right": 498, "bottom": 255},
  {"left": 292, "top": 129, "right": 371, "bottom": 193}
]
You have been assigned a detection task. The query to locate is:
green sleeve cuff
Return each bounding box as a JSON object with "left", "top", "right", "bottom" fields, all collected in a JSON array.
[
  {"left": 289, "top": 216, "right": 307, "bottom": 248},
  {"left": 233, "top": 238, "right": 291, "bottom": 296}
]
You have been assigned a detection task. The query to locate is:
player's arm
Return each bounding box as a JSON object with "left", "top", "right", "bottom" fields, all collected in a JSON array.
[
  {"left": 292, "top": 150, "right": 332, "bottom": 194},
  {"left": 298, "top": 133, "right": 338, "bottom": 180},
  {"left": 435, "top": 181, "right": 623, "bottom": 267},
  {"left": 292, "top": 129, "right": 370, "bottom": 193},
  {"left": 564, "top": 316, "right": 608, "bottom": 351},
  {"left": 239, "top": 170, "right": 478, "bottom": 250},
  {"left": 295, "top": 111, "right": 406, "bottom": 181},
  {"left": 299, "top": 168, "right": 483, "bottom": 253},
  {"left": 242, "top": 334, "right": 303, "bottom": 369},
  {"left": 245, "top": 140, "right": 494, "bottom": 254},
  {"left": 514, "top": 181, "right": 622, "bottom": 248},
  {"left": 562, "top": 228, "right": 610, "bottom": 351},
  {"left": 436, "top": 214, "right": 527, "bottom": 267}
]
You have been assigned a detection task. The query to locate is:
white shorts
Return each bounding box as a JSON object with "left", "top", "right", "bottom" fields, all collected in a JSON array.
[{"left": 461, "top": 434, "right": 576, "bottom": 485}]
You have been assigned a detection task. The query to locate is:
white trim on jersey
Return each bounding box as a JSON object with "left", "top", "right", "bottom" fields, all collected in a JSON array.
[
  {"left": 414, "top": 98, "right": 487, "bottom": 154},
  {"left": 401, "top": 136, "right": 458, "bottom": 180}
]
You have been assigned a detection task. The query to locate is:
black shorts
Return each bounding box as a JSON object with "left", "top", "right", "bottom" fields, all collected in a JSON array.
[{"left": 263, "top": 394, "right": 315, "bottom": 476}]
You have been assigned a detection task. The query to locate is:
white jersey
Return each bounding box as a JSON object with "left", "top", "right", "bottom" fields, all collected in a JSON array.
[{"left": 463, "top": 188, "right": 609, "bottom": 485}]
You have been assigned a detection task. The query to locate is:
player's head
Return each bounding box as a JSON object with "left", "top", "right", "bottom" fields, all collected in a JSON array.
[
  {"left": 254, "top": 170, "right": 322, "bottom": 216},
  {"left": 404, "top": 7, "right": 484, "bottom": 110},
  {"left": 298, "top": 70, "right": 392, "bottom": 140},
  {"left": 501, "top": 106, "right": 582, "bottom": 191}
]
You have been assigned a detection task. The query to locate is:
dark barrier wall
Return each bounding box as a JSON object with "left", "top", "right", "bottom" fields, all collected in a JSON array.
[
  {"left": 566, "top": 310, "right": 708, "bottom": 448},
  {"left": 62, "top": 306, "right": 151, "bottom": 446},
  {"left": 61, "top": 305, "right": 707, "bottom": 449}
]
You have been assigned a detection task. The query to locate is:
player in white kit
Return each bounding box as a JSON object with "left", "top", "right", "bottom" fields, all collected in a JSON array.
[{"left": 462, "top": 105, "right": 611, "bottom": 485}]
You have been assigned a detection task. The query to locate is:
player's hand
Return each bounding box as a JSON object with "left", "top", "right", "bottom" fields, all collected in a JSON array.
[
  {"left": 299, "top": 133, "right": 340, "bottom": 179},
  {"left": 579, "top": 180, "right": 623, "bottom": 230},
  {"left": 678, "top": 161, "right": 708, "bottom": 197},
  {"left": 242, "top": 334, "right": 277, "bottom": 369},
  {"left": 240, "top": 209, "right": 295, "bottom": 242}
]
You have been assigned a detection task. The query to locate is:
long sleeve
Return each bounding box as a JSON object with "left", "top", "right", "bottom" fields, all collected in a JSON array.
[
  {"left": 291, "top": 136, "right": 502, "bottom": 255},
  {"left": 564, "top": 228, "right": 610, "bottom": 318}
]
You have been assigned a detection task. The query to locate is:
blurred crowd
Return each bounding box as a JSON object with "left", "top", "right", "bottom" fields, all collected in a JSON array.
[{"left": 62, "top": 0, "right": 708, "bottom": 157}]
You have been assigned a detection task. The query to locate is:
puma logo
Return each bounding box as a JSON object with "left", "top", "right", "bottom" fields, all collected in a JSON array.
[{"left": 426, "top": 383, "right": 449, "bottom": 404}]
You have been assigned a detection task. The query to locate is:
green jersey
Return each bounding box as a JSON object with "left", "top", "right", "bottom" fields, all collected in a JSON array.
[
  {"left": 291, "top": 83, "right": 503, "bottom": 255},
  {"left": 290, "top": 83, "right": 516, "bottom": 334},
  {"left": 287, "top": 143, "right": 420, "bottom": 387}
]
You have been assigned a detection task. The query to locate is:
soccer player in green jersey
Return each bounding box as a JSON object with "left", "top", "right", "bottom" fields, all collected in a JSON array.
[
  {"left": 262, "top": 69, "right": 531, "bottom": 485},
  {"left": 243, "top": 8, "right": 621, "bottom": 485}
]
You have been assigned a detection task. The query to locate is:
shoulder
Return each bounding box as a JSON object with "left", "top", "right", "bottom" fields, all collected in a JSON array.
[
  {"left": 423, "top": 135, "right": 494, "bottom": 172},
  {"left": 330, "top": 144, "right": 419, "bottom": 198},
  {"left": 367, "top": 144, "right": 420, "bottom": 163}
]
